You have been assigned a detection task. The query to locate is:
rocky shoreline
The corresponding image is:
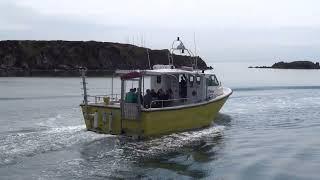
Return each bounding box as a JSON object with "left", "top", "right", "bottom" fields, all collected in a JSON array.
[
  {"left": 0, "top": 40, "right": 208, "bottom": 77},
  {"left": 0, "top": 69, "right": 115, "bottom": 77},
  {"left": 249, "top": 61, "right": 320, "bottom": 69}
]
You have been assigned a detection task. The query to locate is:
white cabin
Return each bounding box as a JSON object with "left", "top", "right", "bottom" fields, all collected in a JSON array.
[{"left": 143, "top": 65, "right": 223, "bottom": 106}]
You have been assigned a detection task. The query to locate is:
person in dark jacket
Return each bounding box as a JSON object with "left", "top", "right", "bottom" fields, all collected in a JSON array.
[
  {"left": 136, "top": 88, "right": 143, "bottom": 104},
  {"left": 143, "top": 89, "right": 152, "bottom": 108},
  {"left": 180, "top": 75, "right": 187, "bottom": 98},
  {"left": 150, "top": 89, "right": 157, "bottom": 98}
]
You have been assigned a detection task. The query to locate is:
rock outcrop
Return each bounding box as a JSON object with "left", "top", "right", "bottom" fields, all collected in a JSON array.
[
  {"left": 0, "top": 40, "right": 208, "bottom": 76},
  {"left": 249, "top": 61, "right": 320, "bottom": 69}
]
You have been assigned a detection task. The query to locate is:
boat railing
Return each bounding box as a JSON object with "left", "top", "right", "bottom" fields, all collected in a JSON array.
[
  {"left": 148, "top": 97, "right": 194, "bottom": 109},
  {"left": 88, "top": 94, "right": 121, "bottom": 104}
]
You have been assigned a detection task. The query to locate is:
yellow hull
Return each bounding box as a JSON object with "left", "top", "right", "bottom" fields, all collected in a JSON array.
[{"left": 81, "top": 94, "right": 230, "bottom": 138}]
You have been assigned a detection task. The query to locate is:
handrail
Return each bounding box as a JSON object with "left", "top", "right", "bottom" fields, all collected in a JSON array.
[
  {"left": 87, "top": 94, "right": 121, "bottom": 103},
  {"left": 148, "top": 97, "right": 192, "bottom": 109},
  {"left": 148, "top": 93, "right": 222, "bottom": 109}
]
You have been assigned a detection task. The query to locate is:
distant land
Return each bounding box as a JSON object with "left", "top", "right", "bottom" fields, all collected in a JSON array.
[
  {"left": 0, "top": 40, "right": 207, "bottom": 77},
  {"left": 249, "top": 61, "right": 320, "bottom": 69}
]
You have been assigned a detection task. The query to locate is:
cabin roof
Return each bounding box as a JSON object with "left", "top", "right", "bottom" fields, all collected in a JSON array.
[
  {"left": 144, "top": 68, "right": 198, "bottom": 75},
  {"left": 115, "top": 68, "right": 215, "bottom": 77}
]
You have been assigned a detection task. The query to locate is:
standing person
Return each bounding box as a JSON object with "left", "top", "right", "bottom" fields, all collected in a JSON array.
[
  {"left": 125, "top": 88, "right": 135, "bottom": 103},
  {"left": 132, "top": 88, "right": 138, "bottom": 103},
  {"left": 136, "top": 88, "right": 143, "bottom": 104},
  {"left": 143, "top": 89, "right": 152, "bottom": 108},
  {"left": 180, "top": 75, "right": 187, "bottom": 98}
]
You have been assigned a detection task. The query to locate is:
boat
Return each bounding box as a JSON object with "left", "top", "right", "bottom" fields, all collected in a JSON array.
[{"left": 80, "top": 37, "right": 232, "bottom": 138}]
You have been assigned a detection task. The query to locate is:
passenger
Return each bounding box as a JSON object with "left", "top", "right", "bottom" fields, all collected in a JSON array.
[
  {"left": 167, "top": 88, "right": 173, "bottom": 99},
  {"left": 132, "top": 88, "right": 138, "bottom": 103},
  {"left": 125, "top": 88, "right": 135, "bottom": 103},
  {"left": 136, "top": 88, "right": 143, "bottom": 104},
  {"left": 180, "top": 75, "right": 187, "bottom": 98},
  {"left": 143, "top": 89, "right": 153, "bottom": 108},
  {"left": 162, "top": 89, "right": 171, "bottom": 107},
  {"left": 157, "top": 89, "right": 167, "bottom": 107},
  {"left": 157, "top": 88, "right": 163, "bottom": 99},
  {"left": 150, "top": 89, "right": 157, "bottom": 99},
  {"left": 150, "top": 89, "right": 158, "bottom": 108}
]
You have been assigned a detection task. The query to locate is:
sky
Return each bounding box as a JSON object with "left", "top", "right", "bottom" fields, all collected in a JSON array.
[{"left": 1, "top": 0, "right": 320, "bottom": 62}]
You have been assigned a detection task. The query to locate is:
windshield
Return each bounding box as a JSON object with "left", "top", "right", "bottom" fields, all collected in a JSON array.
[{"left": 207, "top": 75, "right": 220, "bottom": 86}]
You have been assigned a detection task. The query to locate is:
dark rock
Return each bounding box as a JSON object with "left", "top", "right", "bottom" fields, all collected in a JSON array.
[
  {"left": 0, "top": 40, "right": 208, "bottom": 76},
  {"left": 271, "top": 61, "right": 320, "bottom": 69},
  {"left": 249, "top": 61, "right": 320, "bottom": 69}
]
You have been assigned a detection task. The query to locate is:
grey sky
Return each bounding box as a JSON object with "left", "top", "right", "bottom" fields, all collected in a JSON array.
[{"left": 1, "top": 0, "right": 320, "bottom": 62}]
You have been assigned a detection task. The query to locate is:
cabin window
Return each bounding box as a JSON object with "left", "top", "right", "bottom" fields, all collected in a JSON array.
[
  {"left": 189, "top": 75, "right": 194, "bottom": 87},
  {"left": 179, "top": 74, "right": 187, "bottom": 82},
  {"left": 156, "top": 76, "right": 161, "bottom": 84},
  {"left": 208, "top": 75, "right": 219, "bottom": 86},
  {"left": 189, "top": 75, "right": 194, "bottom": 82},
  {"left": 213, "top": 75, "right": 219, "bottom": 85},
  {"left": 196, "top": 76, "right": 201, "bottom": 85}
]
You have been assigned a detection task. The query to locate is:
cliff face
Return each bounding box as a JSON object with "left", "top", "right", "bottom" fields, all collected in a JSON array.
[{"left": 0, "top": 40, "right": 207, "bottom": 76}]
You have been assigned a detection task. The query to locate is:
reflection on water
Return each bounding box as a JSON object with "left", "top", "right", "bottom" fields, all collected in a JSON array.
[{"left": 139, "top": 134, "right": 224, "bottom": 178}]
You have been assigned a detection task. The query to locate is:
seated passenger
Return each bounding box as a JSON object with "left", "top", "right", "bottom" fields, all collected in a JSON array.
[
  {"left": 150, "top": 89, "right": 157, "bottom": 99},
  {"left": 167, "top": 88, "right": 173, "bottom": 99},
  {"left": 149, "top": 89, "right": 159, "bottom": 108},
  {"left": 157, "top": 89, "right": 168, "bottom": 107},
  {"left": 161, "top": 88, "right": 174, "bottom": 107},
  {"left": 157, "top": 88, "right": 164, "bottom": 99}
]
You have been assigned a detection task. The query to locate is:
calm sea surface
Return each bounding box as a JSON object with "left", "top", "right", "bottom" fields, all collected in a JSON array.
[{"left": 1, "top": 62, "right": 320, "bottom": 180}]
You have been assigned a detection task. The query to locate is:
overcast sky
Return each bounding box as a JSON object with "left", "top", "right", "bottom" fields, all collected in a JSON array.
[{"left": 1, "top": 0, "right": 320, "bottom": 62}]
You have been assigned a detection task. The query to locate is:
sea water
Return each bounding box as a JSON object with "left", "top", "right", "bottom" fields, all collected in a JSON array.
[{"left": 0, "top": 62, "right": 320, "bottom": 179}]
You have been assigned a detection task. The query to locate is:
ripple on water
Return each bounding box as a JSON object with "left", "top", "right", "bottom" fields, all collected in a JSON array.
[
  {"left": 2, "top": 85, "right": 320, "bottom": 179},
  {"left": 0, "top": 125, "right": 106, "bottom": 167},
  {"left": 39, "top": 124, "right": 227, "bottom": 179}
]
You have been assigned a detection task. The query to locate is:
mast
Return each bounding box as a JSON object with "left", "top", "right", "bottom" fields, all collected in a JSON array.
[
  {"left": 111, "top": 73, "right": 114, "bottom": 100},
  {"left": 80, "top": 67, "right": 88, "bottom": 105}
]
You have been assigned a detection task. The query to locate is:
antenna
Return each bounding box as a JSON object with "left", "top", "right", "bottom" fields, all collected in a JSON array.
[
  {"left": 193, "top": 32, "right": 198, "bottom": 69},
  {"left": 144, "top": 35, "right": 151, "bottom": 69},
  {"left": 140, "top": 33, "right": 143, "bottom": 47},
  {"left": 193, "top": 32, "right": 197, "bottom": 57},
  {"left": 147, "top": 48, "right": 151, "bottom": 69}
]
